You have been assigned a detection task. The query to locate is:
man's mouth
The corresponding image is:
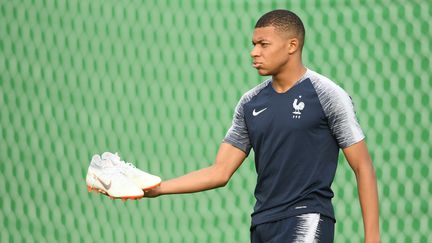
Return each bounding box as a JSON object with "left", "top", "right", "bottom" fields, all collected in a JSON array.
[{"left": 252, "top": 62, "right": 262, "bottom": 68}]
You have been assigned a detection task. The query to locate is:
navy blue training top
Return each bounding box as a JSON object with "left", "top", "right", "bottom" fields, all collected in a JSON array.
[{"left": 223, "top": 69, "right": 364, "bottom": 227}]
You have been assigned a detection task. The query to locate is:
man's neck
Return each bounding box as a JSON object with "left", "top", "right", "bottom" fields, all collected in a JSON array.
[{"left": 271, "top": 64, "right": 307, "bottom": 93}]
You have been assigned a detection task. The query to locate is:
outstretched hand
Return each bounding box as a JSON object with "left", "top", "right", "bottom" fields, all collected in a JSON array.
[{"left": 143, "top": 185, "right": 161, "bottom": 198}]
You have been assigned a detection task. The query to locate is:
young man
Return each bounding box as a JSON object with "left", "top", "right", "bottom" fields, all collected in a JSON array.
[{"left": 145, "top": 10, "right": 380, "bottom": 243}]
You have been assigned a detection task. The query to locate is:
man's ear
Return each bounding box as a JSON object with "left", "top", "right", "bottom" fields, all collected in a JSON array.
[{"left": 287, "top": 38, "right": 300, "bottom": 54}]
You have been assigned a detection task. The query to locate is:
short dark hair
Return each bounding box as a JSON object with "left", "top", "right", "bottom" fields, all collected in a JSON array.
[{"left": 255, "top": 9, "right": 305, "bottom": 48}]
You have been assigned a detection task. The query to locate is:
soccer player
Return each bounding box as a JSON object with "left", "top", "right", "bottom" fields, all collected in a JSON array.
[{"left": 145, "top": 9, "right": 380, "bottom": 243}]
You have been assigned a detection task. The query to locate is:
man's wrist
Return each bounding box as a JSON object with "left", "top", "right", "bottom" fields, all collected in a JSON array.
[
  {"left": 144, "top": 183, "right": 163, "bottom": 198},
  {"left": 364, "top": 233, "right": 381, "bottom": 243}
]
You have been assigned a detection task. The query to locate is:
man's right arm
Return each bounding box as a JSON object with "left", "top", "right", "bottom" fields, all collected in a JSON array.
[{"left": 144, "top": 142, "right": 247, "bottom": 197}]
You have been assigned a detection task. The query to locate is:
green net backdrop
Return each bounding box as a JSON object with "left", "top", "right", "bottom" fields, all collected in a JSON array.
[{"left": 1, "top": 0, "right": 430, "bottom": 242}]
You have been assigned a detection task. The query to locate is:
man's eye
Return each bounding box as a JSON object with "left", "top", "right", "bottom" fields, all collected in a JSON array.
[{"left": 261, "top": 43, "right": 269, "bottom": 47}]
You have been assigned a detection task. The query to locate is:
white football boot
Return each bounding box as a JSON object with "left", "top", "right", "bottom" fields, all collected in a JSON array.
[
  {"left": 86, "top": 154, "right": 144, "bottom": 200},
  {"left": 101, "top": 152, "right": 162, "bottom": 190}
]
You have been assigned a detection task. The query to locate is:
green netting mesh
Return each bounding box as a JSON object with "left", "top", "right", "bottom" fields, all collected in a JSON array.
[{"left": 1, "top": 0, "right": 430, "bottom": 242}]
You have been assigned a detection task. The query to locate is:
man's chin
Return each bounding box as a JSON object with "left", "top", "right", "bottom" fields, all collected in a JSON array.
[{"left": 257, "top": 69, "right": 271, "bottom": 76}]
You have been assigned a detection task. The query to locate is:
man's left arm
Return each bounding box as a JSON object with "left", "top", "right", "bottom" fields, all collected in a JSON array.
[{"left": 343, "top": 140, "right": 380, "bottom": 243}]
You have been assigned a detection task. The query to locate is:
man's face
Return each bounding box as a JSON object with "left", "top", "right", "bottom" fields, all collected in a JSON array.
[{"left": 251, "top": 26, "right": 292, "bottom": 76}]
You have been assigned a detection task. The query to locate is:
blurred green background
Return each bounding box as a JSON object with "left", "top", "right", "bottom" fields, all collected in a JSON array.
[{"left": 1, "top": 0, "right": 430, "bottom": 242}]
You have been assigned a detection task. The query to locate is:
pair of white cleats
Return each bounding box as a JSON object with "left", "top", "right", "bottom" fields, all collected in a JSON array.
[{"left": 86, "top": 152, "right": 161, "bottom": 200}]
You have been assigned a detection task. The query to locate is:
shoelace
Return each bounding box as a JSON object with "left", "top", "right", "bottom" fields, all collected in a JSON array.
[
  {"left": 112, "top": 153, "right": 137, "bottom": 169},
  {"left": 124, "top": 162, "right": 136, "bottom": 168}
]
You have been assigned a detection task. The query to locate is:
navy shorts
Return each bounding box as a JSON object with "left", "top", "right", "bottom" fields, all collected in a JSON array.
[{"left": 250, "top": 213, "right": 335, "bottom": 243}]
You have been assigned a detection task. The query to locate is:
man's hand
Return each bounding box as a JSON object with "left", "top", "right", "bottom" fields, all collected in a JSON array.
[{"left": 143, "top": 185, "right": 161, "bottom": 198}]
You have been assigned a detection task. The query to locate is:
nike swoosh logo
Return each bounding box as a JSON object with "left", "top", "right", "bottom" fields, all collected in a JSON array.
[
  {"left": 95, "top": 175, "right": 112, "bottom": 190},
  {"left": 252, "top": 107, "right": 268, "bottom": 116}
]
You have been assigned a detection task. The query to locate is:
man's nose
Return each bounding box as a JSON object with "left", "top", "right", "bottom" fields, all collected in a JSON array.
[{"left": 250, "top": 46, "right": 259, "bottom": 57}]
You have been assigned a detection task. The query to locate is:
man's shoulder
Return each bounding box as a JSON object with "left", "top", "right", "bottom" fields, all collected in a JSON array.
[
  {"left": 305, "top": 69, "right": 353, "bottom": 106},
  {"left": 238, "top": 79, "right": 272, "bottom": 105},
  {"left": 306, "top": 69, "right": 345, "bottom": 94}
]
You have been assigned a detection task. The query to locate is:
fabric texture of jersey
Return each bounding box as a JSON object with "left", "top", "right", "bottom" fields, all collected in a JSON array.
[{"left": 223, "top": 69, "right": 364, "bottom": 227}]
